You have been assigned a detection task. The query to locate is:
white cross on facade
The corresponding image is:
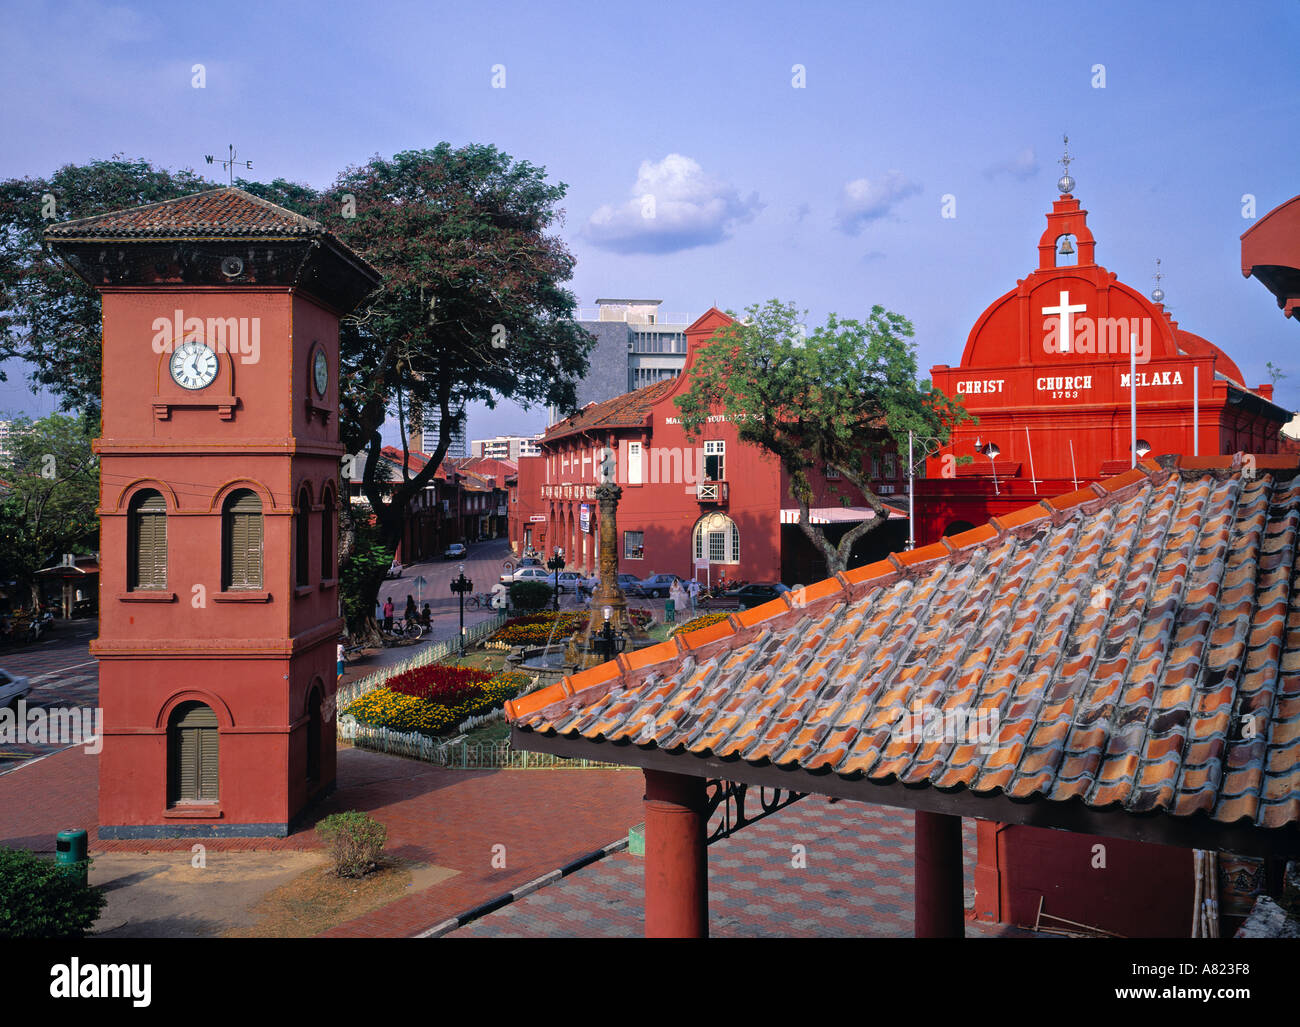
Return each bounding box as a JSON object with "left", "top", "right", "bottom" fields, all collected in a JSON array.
[{"left": 1042, "top": 290, "right": 1087, "bottom": 352}]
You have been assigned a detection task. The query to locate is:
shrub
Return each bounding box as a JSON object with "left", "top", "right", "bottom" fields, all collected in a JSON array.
[
  {"left": 509, "top": 580, "right": 553, "bottom": 611},
  {"left": 315, "top": 811, "right": 387, "bottom": 878},
  {"left": 0, "top": 847, "right": 106, "bottom": 939}
]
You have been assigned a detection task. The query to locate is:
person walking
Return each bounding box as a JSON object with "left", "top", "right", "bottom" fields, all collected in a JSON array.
[
  {"left": 687, "top": 578, "right": 700, "bottom": 612},
  {"left": 383, "top": 596, "right": 395, "bottom": 631},
  {"left": 404, "top": 594, "right": 418, "bottom": 625}
]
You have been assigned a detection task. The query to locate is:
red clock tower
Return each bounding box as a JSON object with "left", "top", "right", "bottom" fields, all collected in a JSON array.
[{"left": 48, "top": 188, "right": 381, "bottom": 837}]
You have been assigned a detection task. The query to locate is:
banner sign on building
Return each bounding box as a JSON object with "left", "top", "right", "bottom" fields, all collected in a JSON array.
[{"left": 580, "top": 503, "right": 591, "bottom": 533}]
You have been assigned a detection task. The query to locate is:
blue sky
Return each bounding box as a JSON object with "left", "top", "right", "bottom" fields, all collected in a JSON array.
[{"left": 3, "top": 0, "right": 1298, "bottom": 437}]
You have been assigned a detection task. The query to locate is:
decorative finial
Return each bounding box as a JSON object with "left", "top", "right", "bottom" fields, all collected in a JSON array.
[
  {"left": 1057, "top": 134, "right": 1075, "bottom": 195},
  {"left": 1151, "top": 258, "right": 1165, "bottom": 304}
]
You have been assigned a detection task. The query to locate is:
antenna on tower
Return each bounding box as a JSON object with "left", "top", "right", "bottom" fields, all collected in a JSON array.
[{"left": 1057, "top": 134, "right": 1075, "bottom": 195}]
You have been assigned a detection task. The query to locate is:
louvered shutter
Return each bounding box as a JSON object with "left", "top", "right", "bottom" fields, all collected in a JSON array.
[
  {"left": 130, "top": 492, "right": 167, "bottom": 590},
  {"left": 224, "top": 491, "right": 263, "bottom": 590},
  {"left": 171, "top": 703, "right": 218, "bottom": 803}
]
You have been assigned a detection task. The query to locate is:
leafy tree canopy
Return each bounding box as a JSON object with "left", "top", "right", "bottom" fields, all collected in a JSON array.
[
  {"left": 673, "top": 299, "right": 972, "bottom": 573},
  {"left": 0, "top": 411, "right": 99, "bottom": 607}
]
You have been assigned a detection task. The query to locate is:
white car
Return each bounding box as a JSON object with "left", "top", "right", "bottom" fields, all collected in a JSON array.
[
  {"left": 500, "top": 566, "right": 554, "bottom": 585},
  {"left": 0, "top": 669, "right": 31, "bottom": 710}
]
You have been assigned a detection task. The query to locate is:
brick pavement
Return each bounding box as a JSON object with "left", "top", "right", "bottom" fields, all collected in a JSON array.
[
  {"left": 451, "top": 798, "right": 1024, "bottom": 938},
  {"left": 0, "top": 740, "right": 646, "bottom": 937}
]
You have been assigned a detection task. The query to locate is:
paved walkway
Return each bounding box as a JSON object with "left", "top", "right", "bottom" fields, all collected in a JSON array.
[
  {"left": 0, "top": 741, "right": 647, "bottom": 936},
  {"left": 450, "top": 797, "right": 1023, "bottom": 938}
]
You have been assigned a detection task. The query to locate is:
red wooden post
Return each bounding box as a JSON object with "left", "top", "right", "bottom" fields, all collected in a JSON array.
[
  {"left": 643, "top": 769, "right": 708, "bottom": 938},
  {"left": 914, "top": 810, "right": 965, "bottom": 938}
]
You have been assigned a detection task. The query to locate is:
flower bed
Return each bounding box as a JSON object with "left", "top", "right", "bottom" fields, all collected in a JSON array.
[
  {"left": 342, "top": 669, "right": 531, "bottom": 736},
  {"left": 487, "top": 607, "right": 658, "bottom": 649},
  {"left": 670, "top": 611, "right": 732, "bottom": 636}
]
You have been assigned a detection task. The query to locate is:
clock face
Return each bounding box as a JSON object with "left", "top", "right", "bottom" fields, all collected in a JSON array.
[
  {"left": 169, "top": 340, "right": 218, "bottom": 390},
  {"left": 313, "top": 350, "right": 328, "bottom": 397}
]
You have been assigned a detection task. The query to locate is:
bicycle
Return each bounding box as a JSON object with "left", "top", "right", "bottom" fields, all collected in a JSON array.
[{"left": 381, "top": 618, "right": 424, "bottom": 643}]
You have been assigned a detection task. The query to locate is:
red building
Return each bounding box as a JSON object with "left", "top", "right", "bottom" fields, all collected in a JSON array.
[
  {"left": 916, "top": 177, "right": 1292, "bottom": 935},
  {"left": 519, "top": 309, "right": 907, "bottom": 585},
  {"left": 48, "top": 188, "right": 380, "bottom": 837},
  {"left": 916, "top": 184, "right": 1289, "bottom": 544}
]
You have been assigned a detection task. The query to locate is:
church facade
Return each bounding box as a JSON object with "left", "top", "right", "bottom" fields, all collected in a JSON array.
[{"left": 916, "top": 182, "right": 1288, "bottom": 545}]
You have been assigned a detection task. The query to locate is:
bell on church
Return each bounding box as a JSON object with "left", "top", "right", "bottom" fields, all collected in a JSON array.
[{"left": 1058, "top": 236, "right": 1075, "bottom": 256}]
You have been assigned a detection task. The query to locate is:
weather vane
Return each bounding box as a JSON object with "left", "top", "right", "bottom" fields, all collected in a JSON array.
[
  {"left": 1057, "top": 134, "right": 1075, "bottom": 195},
  {"left": 204, "top": 144, "right": 253, "bottom": 186},
  {"left": 1151, "top": 258, "right": 1165, "bottom": 304}
]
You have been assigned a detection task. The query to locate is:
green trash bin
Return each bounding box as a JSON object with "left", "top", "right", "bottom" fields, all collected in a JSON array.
[
  {"left": 56, "top": 829, "right": 88, "bottom": 886},
  {"left": 664, "top": 598, "right": 676, "bottom": 624}
]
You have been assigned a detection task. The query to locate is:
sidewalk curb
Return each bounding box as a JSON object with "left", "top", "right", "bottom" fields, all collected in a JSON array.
[{"left": 415, "top": 836, "right": 629, "bottom": 938}]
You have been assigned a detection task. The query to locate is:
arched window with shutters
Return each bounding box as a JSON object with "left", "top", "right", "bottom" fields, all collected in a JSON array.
[
  {"left": 168, "top": 701, "right": 219, "bottom": 804},
  {"left": 127, "top": 490, "right": 167, "bottom": 590},
  {"left": 320, "top": 488, "right": 334, "bottom": 579},
  {"left": 295, "top": 486, "right": 311, "bottom": 587},
  {"left": 692, "top": 512, "right": 740, "bottom": 564},
  {"left": 222, "top": 489, "right": 263, "bottom": 591}
]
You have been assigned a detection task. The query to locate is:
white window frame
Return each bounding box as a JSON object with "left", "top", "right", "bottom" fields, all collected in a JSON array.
[
  {"left": 627, "top": 441, "right": 644, "bottom": 485},
  {"left": 704, "top": 440, "right": 725, "bottom": 481}
]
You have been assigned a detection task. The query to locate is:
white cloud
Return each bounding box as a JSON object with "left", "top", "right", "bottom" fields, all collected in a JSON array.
[
  {"left": 584, "top": 154, "right": 762, "bottom": 254},
  {"left": 983, "top": 147, "right": 1039, "bottom": 181},
  {"left": 835, "top": 171, "right": 921, "bottom": 235}
]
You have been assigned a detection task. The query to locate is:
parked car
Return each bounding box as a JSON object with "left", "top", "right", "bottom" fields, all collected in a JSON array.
[
  {"left": 500, "top": 566, "right": 554, "bottom": 586},
  {"left": 386, "top": 560, "right": 403, "bottom": 579},
  {"left": 553, "top": 571, "right": 585, "bottom": 593},
  {"left": 634, "top": 572, "right": 684, "bottom": 598},
  {"left": 443, "top": 543, "right": 467, "bottom": 560},
  {"left": 723, "top": 583, "right": 792, "bottom": 609},
  {"left": 0, "top": 668, "right": 30, "bottom": 710},
  {"left": 518, "top": 557, "right": 544, "bottom": 569}
]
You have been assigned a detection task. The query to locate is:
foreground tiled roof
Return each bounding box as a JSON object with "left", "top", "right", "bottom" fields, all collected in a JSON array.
[
  {"left": 543, "top": 379, "right": 676, "bottom": 443},
  {"left": 509, "top": 456, "right": 1300, "bottom": 830},
  {"left": 43, "top": 186, "right": 326, "bottom": 239}
]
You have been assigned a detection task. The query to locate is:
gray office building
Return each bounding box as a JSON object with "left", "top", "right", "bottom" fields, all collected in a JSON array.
[{"left": 551, "top": 299, "right": 694, "bottom": 424}]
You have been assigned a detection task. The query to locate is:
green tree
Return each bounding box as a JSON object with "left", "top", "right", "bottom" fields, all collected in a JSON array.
[
  {"left": 0, "top": 412, "right": 99, "bottom": 608},
  {"left": 303, "top": 146, "right": 592, "bottom": 625},
  {"left": 0, "top": 157, "right": 217, "bottom": 414},
  {"left": 674, "top": 299, "right": 970, "bottom": 574}
]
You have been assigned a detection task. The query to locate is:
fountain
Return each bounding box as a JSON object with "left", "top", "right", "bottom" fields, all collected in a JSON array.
[{"left": 511, "top": 471, "right": 653, "bottom": 683}]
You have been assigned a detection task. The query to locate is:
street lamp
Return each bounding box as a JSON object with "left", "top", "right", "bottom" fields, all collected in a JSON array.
[
  {"left": 546, "top": 549, "right": 566, "bottom": 612},
  {"left": 977, "top": 439, "right": 1001, "bottom": 496},
  {"left": 450, "top": 563, "right": 473, "bottom": 653},
  {"left": 594, "top": 605, "right": 626, "bottom": 664}
]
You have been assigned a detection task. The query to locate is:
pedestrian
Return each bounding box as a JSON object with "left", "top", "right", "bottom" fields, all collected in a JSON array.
[
  {"left": 420, "top": 603, "right": 432, "bottom": 627},
  {"left": 687, "top": 578, "right": 699, "bottom": 612},
  {"left": 336, "top": 641, "right": 345, "bottom": 684},
  {"left": 404, "top": 594, "right": 417, "bottom": 624},
  {"left": 383, "top": 596, "right": 395, "bottom": 631}
]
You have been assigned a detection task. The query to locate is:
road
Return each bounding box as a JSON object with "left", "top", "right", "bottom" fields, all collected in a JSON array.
[{"left": 0, "top": 618, "right": 100, "bottom": 774}]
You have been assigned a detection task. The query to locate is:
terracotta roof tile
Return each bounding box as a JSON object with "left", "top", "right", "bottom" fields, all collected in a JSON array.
[
  {"left": 543, "top": 378, "right": 676, "bottom": 442},
  {"left": 512, "top": 457, "right": 1300, "bottom": 831},
  {"left": 44, "top": 186, "right": 327, "bottom": 239}
]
